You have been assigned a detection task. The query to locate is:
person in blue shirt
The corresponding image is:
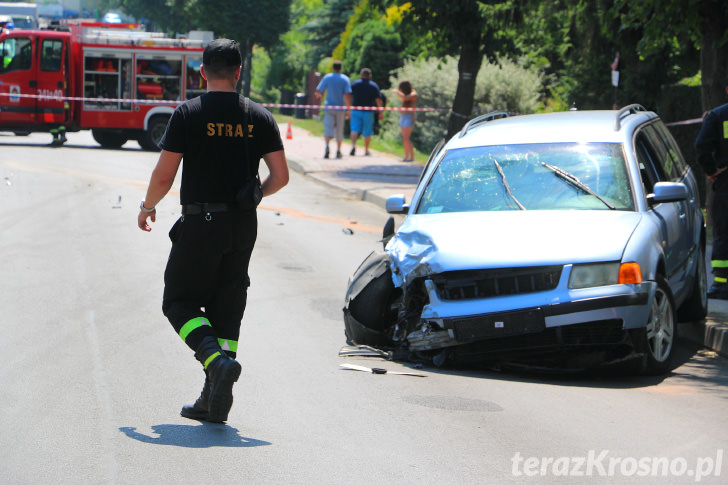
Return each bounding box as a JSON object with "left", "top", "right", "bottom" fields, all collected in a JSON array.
[
  {"left": 349, "top": 68, "right": 383, "bottom": 156},
  {"left": 315, "top": 60, "right": 351, "bottom": 159}
]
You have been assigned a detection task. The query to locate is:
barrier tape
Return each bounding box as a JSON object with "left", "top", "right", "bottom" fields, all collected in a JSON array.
[
  {"left": 665, "top": 118, "right": 703, "bottom": 127},
  {"left": 0, "top": 91, "right": 442, "bottom": 111},
  {"left": 1, "top": 92, "right": 704, "bottom": 125}
]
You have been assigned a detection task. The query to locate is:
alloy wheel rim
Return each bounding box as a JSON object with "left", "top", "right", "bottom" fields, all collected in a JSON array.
[{"left": 646, "top": 288, "right": 674, "bottom": 362}]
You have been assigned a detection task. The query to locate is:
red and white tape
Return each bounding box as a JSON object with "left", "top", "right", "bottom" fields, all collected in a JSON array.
[{"left": 0, "top": 91, "right": 442, "bottom": 111}]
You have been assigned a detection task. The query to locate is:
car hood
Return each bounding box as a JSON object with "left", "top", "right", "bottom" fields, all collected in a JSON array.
[{"left": 386, "top": 210, "right": 642, "bottom": 287}]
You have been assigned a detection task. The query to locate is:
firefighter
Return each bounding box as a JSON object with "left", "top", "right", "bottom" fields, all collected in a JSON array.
[
  {"left": 49, "top": 125, "right": 67, "bottom": 146},
  {"left": 137, "top": 39, "right": 289, "bottom": 422},
  {"left": 696, "top": 88, "right": 728, "bottom": 299}
]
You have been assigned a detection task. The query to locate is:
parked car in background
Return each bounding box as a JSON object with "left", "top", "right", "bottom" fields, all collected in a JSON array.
[{"left": 344, "top": 105, "right": 707, "bottom": 374}]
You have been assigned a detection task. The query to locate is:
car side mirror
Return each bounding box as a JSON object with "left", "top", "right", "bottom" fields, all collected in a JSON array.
[
  {"left": 381, "top": 216, "right": 395, "bottom": 249},
  {"left": 385, "top": 194, "right": 409, "bottom": 214},
  {"left": 647, "top": 182, "right": 689, "bottom": 206}
]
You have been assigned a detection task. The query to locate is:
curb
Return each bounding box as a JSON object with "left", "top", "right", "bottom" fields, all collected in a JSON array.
[{"left": 680, "top": 311, "right": 728, "bottom": 358}]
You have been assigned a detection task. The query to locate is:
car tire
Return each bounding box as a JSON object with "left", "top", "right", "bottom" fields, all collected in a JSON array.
[
  {"left": 137, "top": 115, "right": 168, "bottom": 152},
  {"left": 677, "top": 245, "right": 708, "bottom": 322},
  {"left": 635, "top": 275, "right": 678, "bottom": 375},
  {"left": 92, "top": 129, "right": 128, "bottom": 149}
]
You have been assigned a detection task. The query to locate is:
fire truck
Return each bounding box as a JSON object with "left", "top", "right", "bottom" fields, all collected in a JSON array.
[{"left": 0, "top": 22, "right": 212, "bottom": 150}]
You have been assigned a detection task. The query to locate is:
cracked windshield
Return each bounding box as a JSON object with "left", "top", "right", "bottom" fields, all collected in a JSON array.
[{"left": 417, "top": 143, "right": 634, "bottom": 213}]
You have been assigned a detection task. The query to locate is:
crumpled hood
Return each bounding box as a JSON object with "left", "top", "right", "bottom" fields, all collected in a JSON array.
[{"left": 386, "top": 210, "right": 642, "bottom": 287}]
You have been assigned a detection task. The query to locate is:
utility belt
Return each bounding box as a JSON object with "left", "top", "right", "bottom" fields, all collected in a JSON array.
[{"left": 181, "top": 202, "right": 236, "bottom": 216}]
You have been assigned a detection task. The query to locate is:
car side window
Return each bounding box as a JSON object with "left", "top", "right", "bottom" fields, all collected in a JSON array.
[
  {"left": 635, "top": 132, "right": 662, "bottom": 195},
  {"left": 653, "top": 122, "right": 688, "bottom": 178},
  {"left": 642, "top": 123, "right": 684, "bottom": 181}
]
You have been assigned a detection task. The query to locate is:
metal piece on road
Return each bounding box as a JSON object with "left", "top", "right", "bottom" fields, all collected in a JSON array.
[
  {"left": 338, "top": 345, "right": 393, "bottom": 359},
  {"left": 340, "top": 363, "right": 427, "bottom": 377}
]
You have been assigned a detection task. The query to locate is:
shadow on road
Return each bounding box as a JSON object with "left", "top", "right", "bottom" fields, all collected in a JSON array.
[
  {"left": 385, "top": 340, "right": 728, "bottom": 391},
  {"left": 118, "top": 424, "right": 271, "bottom": 448}
]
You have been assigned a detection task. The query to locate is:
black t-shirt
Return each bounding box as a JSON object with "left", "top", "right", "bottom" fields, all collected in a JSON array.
[
  {"left": 351, "top": 78, "right": 381, "bottom": 108},
  {"left": 159, "top": 92, "right": 283, "bottom": 204}
]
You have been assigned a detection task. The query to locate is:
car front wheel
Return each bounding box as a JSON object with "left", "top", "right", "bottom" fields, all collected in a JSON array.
[{"left": 636, "top": 275, "right": 678, "bottom": 375}]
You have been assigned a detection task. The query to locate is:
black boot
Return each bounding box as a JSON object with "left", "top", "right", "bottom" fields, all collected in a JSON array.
[
  {"left": 193, "top": 337, "right": 241, "bottom": 423},
  {"left": 180, "top": 373, "right": 211, "bottom": 421},
  {"left": 707, "top": 282, "right": 728, "bottom": 300}
]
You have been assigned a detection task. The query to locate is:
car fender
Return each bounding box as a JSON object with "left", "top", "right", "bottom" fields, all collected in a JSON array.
[{"left": 622, "top": 211, "right": 666, "bottom": 283}]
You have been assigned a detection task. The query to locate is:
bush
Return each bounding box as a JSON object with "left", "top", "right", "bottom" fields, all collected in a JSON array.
[{"left": 381, "top": 56, "right": 544, "bottom": 154}]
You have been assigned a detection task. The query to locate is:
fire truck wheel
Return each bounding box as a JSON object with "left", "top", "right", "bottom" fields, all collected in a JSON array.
[
  {"left": 92, "top": 129, "right": 128, "bottom": 149},
  {"left": 137, "top": 116, "right": 168, "bottom": 152}
]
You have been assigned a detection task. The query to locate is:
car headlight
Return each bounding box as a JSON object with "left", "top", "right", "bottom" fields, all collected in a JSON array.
[{"left": 568, "top": 262, "right": 620, "bottom": 289}]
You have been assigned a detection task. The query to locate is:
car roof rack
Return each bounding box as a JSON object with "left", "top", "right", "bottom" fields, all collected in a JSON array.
[
  {"left": 459, "top": 111, "right": 510, "bottom": 138},
  {"left": 615, "top": 104, "right": 647, "bottom": 131}
]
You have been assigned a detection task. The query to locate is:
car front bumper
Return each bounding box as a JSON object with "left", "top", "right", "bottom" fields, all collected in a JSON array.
[{"left": 408, "top": 277, "right": 656, "bottom": 352}]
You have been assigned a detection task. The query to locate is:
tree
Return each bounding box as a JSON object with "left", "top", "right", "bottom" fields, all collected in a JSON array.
[
  {"left": 113, "top": 0, "right": 293, "bottom": 97},
  {"left": 300, "top": 0, "right": 358, "bottom": 65},
  {"left": 193, "top": 0, "right": 293, "bottom": 97},
  {"left": 334, "top": 1, "right": 403, "bottom": 89},
  {"left": 617, "top": 0, "right": 728, "bottom": 111},
  {"left": 396, "top": 1, "right": 518, "bottom": 138}
]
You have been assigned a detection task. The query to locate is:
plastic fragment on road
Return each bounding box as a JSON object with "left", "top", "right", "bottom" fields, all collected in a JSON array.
[{"left": 340, "top": 363, "right": 426, "bottom": 377}]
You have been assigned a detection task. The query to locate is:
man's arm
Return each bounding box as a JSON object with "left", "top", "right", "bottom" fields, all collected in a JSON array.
[
  {"left": 260, "top": 149, "right": 289, "bottom": 197},
  {"left": 137, "top": 149, "right": 183, "bottom": 232},
  {"left": 696, "top": 111, "right": 722, "bottom": 178}
]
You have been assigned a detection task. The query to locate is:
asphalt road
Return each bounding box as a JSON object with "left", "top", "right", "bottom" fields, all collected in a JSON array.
[{"left": 1, "top": 132, "right": 727, "bottom": 484}]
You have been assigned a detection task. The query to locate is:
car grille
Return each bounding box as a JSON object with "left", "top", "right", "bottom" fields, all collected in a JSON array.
[
  {"left": 449, "top": 319, "right": 629, "bottom": 363},
  {"left": 433, "top": 266, "right": 563, "bottom": 300}
]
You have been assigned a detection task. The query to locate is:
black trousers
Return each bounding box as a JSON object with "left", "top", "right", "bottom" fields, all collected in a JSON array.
[
  {"left": 162, "top": 210, "right": 257, "bottom": 356},
  {"left": 712, "top": 176, "right": 728, "bottom": 282}
]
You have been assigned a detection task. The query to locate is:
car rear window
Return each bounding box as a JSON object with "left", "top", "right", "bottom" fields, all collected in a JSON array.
[{"left": 416, "top": 142, "right": 634, "bottom": 213}]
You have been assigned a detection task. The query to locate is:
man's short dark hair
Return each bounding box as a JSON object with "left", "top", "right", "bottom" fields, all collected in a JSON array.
[
  {"left": 360, "top": 68, "right": 371, "bottom": 78},
  {"left": 203, "top": 38, "right": 241, "bottom": 78},
  {"left": 332, "top": 60, "right": 342, "bottom": 72}
]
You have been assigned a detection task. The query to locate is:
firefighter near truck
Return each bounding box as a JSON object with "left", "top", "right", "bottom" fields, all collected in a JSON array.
[{"left": 0, "top": 21, "right": 212, "bottom": 150}]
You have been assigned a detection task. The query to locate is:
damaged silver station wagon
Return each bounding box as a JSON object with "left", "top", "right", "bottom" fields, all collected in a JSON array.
[{"left": 343, "top": 105, "right": 707, "bottom": 374}]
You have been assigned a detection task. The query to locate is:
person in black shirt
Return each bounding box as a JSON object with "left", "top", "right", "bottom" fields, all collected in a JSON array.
[
  {"left": 696, "top": 95, "right": 728, "bottom": 299},
  {"left": 349, "top": 68, "right": 383, "bottom": 156},
  {"left": 137, "top": 38, "right": 289, "bottom": 422}
]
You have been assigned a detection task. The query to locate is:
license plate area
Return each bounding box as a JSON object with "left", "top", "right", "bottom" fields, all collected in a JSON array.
[{"left": 444, "top": 309, "right": 546, "bottom": 342}]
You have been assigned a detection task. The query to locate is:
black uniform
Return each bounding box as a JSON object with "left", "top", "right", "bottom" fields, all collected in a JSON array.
[
  {"left": 695, "top": 102, "right": 728, "bottom": 288},
  {"left": 159, "top": 92, "right": 283, "bottom": 356}
]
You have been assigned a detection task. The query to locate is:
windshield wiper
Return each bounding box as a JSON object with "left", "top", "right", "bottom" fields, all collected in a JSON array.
[
  {"left": 493, "top": 159, "right": 526, "bottom": 210},
  {"left": 541, "top": 162, "right": 615, "bottom": 210}
]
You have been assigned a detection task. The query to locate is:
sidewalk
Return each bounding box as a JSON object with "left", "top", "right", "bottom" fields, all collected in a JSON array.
[
  {"left": 280, "top": 121, "right": 420, "bottom": 208},
  {"left": 279, "top": 121, "right": 728, "bottom": 360}
]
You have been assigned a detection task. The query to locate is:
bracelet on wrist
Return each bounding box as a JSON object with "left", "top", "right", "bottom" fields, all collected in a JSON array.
[{"left": 140, "top": 201, "right": 156, "bottom": 213}]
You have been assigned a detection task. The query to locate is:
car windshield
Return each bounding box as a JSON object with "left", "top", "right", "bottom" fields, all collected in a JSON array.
[{"left": 416, "top": 142, "right": 634, "bottom": 214}]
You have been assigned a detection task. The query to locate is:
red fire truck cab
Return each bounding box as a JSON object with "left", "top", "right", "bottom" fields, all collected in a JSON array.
[{"left": 0, "top": 22, "right": 210, "bottom": 150}]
